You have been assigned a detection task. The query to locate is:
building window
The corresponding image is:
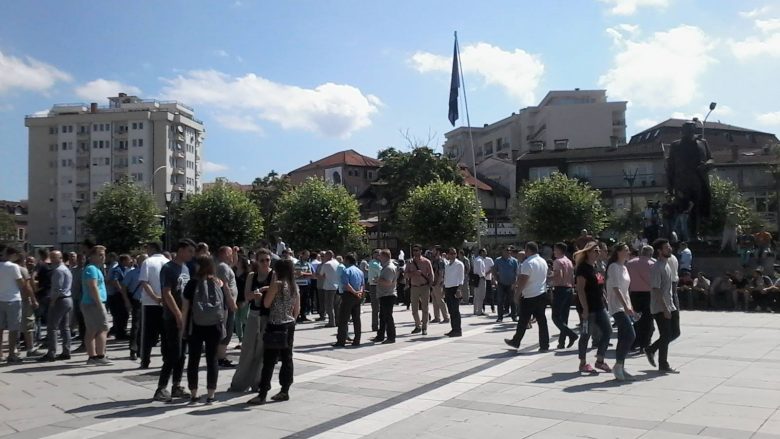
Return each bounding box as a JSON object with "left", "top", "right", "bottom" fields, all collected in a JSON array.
[
  {"left": 529, "top": 166, "right": 558, "bottom": 182},
  {"left": 139, "top": 122, "right": 144, "bottom": 129},
  {"left": 132, "top": 122, "right": 137, "bottom": 130},
  {"left": 496, "top": 138, "right": 503, "bottom": 151},
  {"left": 568, "top": 164, "right": 591, "bottom": 180},
  {"left": 484, "top": 141, "right": 493, "bottom": 155},
  {"left": 138, "top": 139, "right": 143, "bottom": 147},
  {"left": 17, "top": 228, "right": 24, "bottom": 241},
  {"left": 623, "top": 162, "right": 654, "bottom": 186}
]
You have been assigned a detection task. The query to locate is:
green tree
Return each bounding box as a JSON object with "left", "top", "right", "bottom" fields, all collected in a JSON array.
[
  {"left": 512, "top": 172, "right": 610, "bottom": 243},
  {"left": 0, "top": 211, "right": 16, "bottom": 243},
  {"left": 700, "top": 175, "right": 764, "bottom": 236},
  {"left": 375, "top": 147, "right": 464, "bottom": 225},
  {"left": 247, "top": 170, "right": 293, "bottom": 240},
  {"left": 84, "top": 178, "right": 163, "bottom": 253},
  {"left": 275, "top": 178, "right": 365, "bottom": 254},
  {"left": 180, "top": 181, "right": 264, "bottom": 250},
  {"left": 397, "top": 181, "right": 481, "bottom": 247}
]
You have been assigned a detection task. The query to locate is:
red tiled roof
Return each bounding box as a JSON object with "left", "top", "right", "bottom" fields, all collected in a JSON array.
[
  {"left": 458, "top": 164, "right": 492, "bottom": 191},
  {"left": 289, "top": 149, "right": 382, "bottom": 174}
]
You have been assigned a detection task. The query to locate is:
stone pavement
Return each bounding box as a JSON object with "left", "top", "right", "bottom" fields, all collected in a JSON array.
[{"left": 1, "top": 305, "right": 780, "bottom": 439}]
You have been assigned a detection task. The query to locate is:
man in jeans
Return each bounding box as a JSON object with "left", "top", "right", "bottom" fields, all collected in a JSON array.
[
  {"left": 492, "top": 247, "right": 518, "bottom": 323},
  {"left": 372, "top": 249, "right": 397, "bottom": 344},
  {"left": 333, "top": 254, "right": 364, "bottom": 348},
  {"left": 443, "top": 248, "right": 464, "bottom": 337},
  {"left": 38, "top": 251, "right": 73, "bottom": 362},
  {"left": 504, "top": 242, "right": 550, "bottom": 352},
  {"left": 122, "top": 254, "right": 147, "bottom": 361},
  {"left": 645, "top": 239, "right": 679, "bottom": 374},
  {"left": 626, "top": 245, "right": 655, "bottom": 352},
  {"left": 406, "top": 244, "right": 433, "bottom": 335},
  {"left": 550, "top": 243, "right": 578, "bottom": 349}
]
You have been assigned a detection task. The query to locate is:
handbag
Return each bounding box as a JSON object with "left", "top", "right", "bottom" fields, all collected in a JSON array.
[{"left": 263, "top": 324, "right": 289, "bottom": 350}]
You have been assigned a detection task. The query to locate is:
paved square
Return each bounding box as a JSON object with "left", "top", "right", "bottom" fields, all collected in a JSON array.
[{"left": 2, "top": 306, "right": 779, "bottom": 439}]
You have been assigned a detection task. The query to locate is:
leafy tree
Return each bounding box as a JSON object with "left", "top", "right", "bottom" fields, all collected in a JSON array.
[
  {"left": 0, "top": 211, "right": 16, "bottom": 243},
  {"left": 247, "top": 170, "right": 292, "bottom": 240},
  {"left": 512, "top": 172, "right": 610, "bottom": 243},
  {"left": 397, "top": 181, "right": 481, "bottom": 248},
  {"left": 375, "top": 147, "right": 464, "bottom": 225},
  {"left": 275, "top": 178, "right": 365, "bottom": 254},
  {"left": 609, "top": 207, "right": 645, "bottom": 244},
  {"left": 700, "top": 175, "right": 764, "bottom": 236},
  {"left": 180, "top": 181, "right": 264, "bottom": 250},
  {"left": 84, "top": 178, "right": 163, "bottom": 253}
]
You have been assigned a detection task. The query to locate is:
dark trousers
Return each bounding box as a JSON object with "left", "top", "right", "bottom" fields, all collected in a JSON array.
[
  {"left": 158, "top": 318, "right": 186, "bottom": 390},
  {"left": 613, "top": 311, "right": 636, "bottom": 363},
  {"left": 298, "top": 284, "right": 311, "bottom": 318},
  {"left": 630, "top": 291, "right": 654, "bottom": 349},
  {"left": 259, "top": 322, "right": 295, "bottom": 394},
  {"left": 648, "top": 312, "right": 677, "bottom": 369},
  {"left": 129, "top": 299, "right": 141, "bottom": 354},
  {"left": 495, "top": 284, "right": 512, "bottom": 319},
  {"left": 578, "top": 308, "right": 612, "bottom": 360},
  {"left": 510, "top": 295, "right": 550, "bottom": 349},
  {"left": 551, "top": 287, "right": 577, "bottom": 346},
  {"left": 444, "top": 287, "right": 462, "bottom": 333},
  {"left": 376, "top": 295, "right": 396, "bottom": 341},
  {"left": 140, "top": 305, "right": 163, "bottom": 367},
  {"left": 368, "top": 285, "right": 379, "bottom": 332},
  {"left": 74, "top": 302, "right": 86, "bottom": 341},
  {"left": 337, "top": 293, "right": 362, "bottom": 344},
  {"left": 107, "top": 294, "right": 129, "bottom": 337},
  {"left": 187, "top": 324, "right": 221, "bottom": 390},
  {"left": 485, "top": 281, "right": 494, "bottom": 309}
]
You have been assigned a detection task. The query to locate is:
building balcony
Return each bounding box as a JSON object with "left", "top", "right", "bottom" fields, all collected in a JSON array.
[
  {"left": 77, "top": 131, "right": 90, "bottom": 138},
  {"left": 114, "top": 129, "right": 128, "bottom": 138},
  {"left": 173, "top": 184, "right": 186, "bottom": 192},
  {"left": 175, "top": 151, "right": 185, "bottom": 159},
  {"left": 173, "top": 167, "right": 185, "bottom": 175},
  {"left": 176, "top": 133, "right": 185, "bottom": 143}
]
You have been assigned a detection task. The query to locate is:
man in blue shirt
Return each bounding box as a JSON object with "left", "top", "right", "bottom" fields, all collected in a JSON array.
[
  {"left": 81, "top": 245, "right": 111, "bottom": 366},
  {"left": 122, "top": 254, "right": 147, "bottom": 360},
  {"left": 107, "top": 254, "right": 131, "bottom": 340},
  {"left": 334, "top": 254, "right": 364, "bottom": 348},
  {"left": 492, "top": 247, "right": 519, "bottom": 322}
]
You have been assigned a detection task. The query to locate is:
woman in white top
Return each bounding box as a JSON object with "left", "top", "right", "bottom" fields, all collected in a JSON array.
[{"left": 606, "top": 243, "right": 636, "bottom": 381}]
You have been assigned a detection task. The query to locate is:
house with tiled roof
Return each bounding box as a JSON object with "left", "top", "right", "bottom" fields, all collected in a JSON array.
[{"left": 288, "top": 149, "right": 382, "bottom": 196}]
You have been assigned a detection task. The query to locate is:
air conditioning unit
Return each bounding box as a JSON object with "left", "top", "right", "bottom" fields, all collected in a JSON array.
[
  {"left": 529, "top": 141, "right": 544, "bottom": 152},
  {"left": 554, "top": 139, "right": 569, "bottom": 150}
]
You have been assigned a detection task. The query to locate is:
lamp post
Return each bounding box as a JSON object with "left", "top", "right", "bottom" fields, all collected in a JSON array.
[
  {"left": 701, "top": 102, "right": 717, "bottom": 138},
  {"left": 623, "top": 168, "right": 639, "bottom": 213},
  {"left": 71, "top": 198, "right": 83, "bottom": 252},
  {"left": 164, "top": 192, "right": 173, "bottom": 251}
]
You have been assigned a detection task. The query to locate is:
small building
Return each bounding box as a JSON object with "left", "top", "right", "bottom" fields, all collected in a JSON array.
[
  {"left": 287, "top": 149, "right": 381, "bottom": 196},
  {"left": 0, "top": 200, "right": 29, "bottom": 250}
]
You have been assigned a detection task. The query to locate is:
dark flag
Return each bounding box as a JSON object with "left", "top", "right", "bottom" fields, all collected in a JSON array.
[{"left": 448, "top": 38, "right": 459, "bottom": 126}]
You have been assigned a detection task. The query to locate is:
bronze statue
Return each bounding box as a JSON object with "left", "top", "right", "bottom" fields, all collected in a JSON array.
[{"left": 666, "top": 121, "right": 713, "bottom": 241}]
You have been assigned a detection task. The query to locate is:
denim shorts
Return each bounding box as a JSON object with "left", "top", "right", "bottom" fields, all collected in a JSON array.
[{"left": 0, "top": 300, "right": 22, "bottom": 332}]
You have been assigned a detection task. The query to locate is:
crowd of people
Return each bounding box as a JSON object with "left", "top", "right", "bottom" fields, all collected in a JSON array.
[{"left": 1, "top": 231, "right": 778, "bottom": 406}]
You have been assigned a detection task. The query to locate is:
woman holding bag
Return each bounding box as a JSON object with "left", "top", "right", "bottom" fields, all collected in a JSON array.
[
  {"left": 247, "top": 258, "right": 299, "bottom": 405},
  {"left": 229, "top": 249, "right": 273, "bottom": 393}
]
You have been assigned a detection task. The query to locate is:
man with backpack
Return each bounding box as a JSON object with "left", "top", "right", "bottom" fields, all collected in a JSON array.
[{"left": 153, "top": 239, "right": 196, "bottom": 402}]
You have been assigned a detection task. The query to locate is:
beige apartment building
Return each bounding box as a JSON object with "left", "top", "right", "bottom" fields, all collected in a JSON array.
[
  {"left": 25, "top": 93, "right": 205, "bottom": 247},
  {"left": 443, "top": 89, "right": 627, "bottom": 169}
]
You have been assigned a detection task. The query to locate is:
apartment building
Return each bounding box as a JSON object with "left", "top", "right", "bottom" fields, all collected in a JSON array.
[
  {"left": 25, "top": 93, "right": 205, "bottom": 247},
  {"left": 443, "top": 89, "right": 627, "bottom": 169}
]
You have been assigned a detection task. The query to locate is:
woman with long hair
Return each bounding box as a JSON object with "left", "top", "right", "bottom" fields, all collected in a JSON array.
[
  {"left": 229, "top": 250, "right": 273, "bottom": 392},
  {"left": 233, "top": 256, "right": 251, "bottom": 349},
  {"left": 247, "top": 258, "right": 299, "bottom": 405},
  {"left": 181, "top": 255, "right": 228, "bottom": 403},
  {"left": 574, "top": 242, "right": 613, "bottom": 374},
  {"left": 606, "top": 243, "right": 636, "bottom": 381}
]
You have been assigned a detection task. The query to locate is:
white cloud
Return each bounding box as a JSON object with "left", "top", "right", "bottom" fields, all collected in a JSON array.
[
  {"left": 598, "top": 25, "right": 716, "bottom": 109},
  {"left": 730, "top": 16, "right": 780, "bottom": 59},
  {"left": 0, "top": 50, "right": 71, "bottom": 95},
  {"left": 202, "top": 161, "right": 229, "bottom": 173},
  {"left": 410, "top": 42, "right": 544, "bottom": 105},
  {"left": 715, "top": 104, "right": 734, "bottom": 116},
  {"left": 74, "top": 79, "right": 141, "bottom": 102},
  {"left": 161, "top": 70, "right": 381, "bottom": 138},
  {"left": 214, "top": 114, "right": 264, "bottom": 134},
  {"left": 214, "top": 49, "right": 230, "bottom": 58},
  {"left": 635, "top": 118, "right": 658, "bottom": 130},
  {"left": 757, "top": 111, "right": 780, "bottom": 125},
  {"left": 599, "top": 0, "right": 670, "bottom": 15},
  {"left": 740, "top": 6, "right": 771, "bottom": 18}
]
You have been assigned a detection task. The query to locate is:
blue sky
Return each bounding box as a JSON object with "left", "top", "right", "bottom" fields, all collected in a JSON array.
[{"left": 2, "top": 0, "right": 780, "bottom": 201}]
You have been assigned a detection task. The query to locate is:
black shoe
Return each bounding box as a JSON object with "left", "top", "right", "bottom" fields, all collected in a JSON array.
[
  {"left": 504, "top": 338, "right": 520, "bottom": 349},
  {"left": 539, "top": 347, "right": 550, "bottom": 353},
  {"left": 411, "top": 327, "right": 422, "bottom": 334},
  {"left": 332, "top": 342, "right": 346, "bottom": 348},
  {"left": 381, "top": 339, "right": 396, "bottom": 344},
  {"left": 370, "top": 337, "right": 385, "bottom": 343},
  {"left": 171, "top": 386, "right": 191, "bottom": 399},
  {"left": 659, "top": 366, "right": 679, "bottom": 374},
  {"left": 129, "top": 351, "right": 137, "bottom": 361},
  {"left": 557, "top": 344, "right": 565, "bottom": 350},
  {"left": 139, "top": 363, "right": 150, "bottom": 370},
  {"left": 447, "top": 332, "right": 462, "bottom": 337},
  {"left": 351, "top": 341, "right": 361, "bottom": 347},
  {"left": 247, "top": 394, "right": 267, "bottom": 405},
  {"left": 496, "top": 318, "right": 503, "bottom": 323},
  {"left": 271, "top": 391, "right": 289, "bottom": 402},
  {"left": 218, "top": 358, "right": 236, "bottom": 368},
  {"left": 646, "top": 349, "right": 657, "bottom": 367},
  {"left": 511, "top": 317, "right": 518, "bottom": 322},
  {"left": 316, "top": 317, "right": 326, "bottom": 322},
  {"left": 36, "top": 354, "right": 56, "bottom": 362},
  {"left": 72, "top": 345, "right": 87, "bottom": 354},
  {"left": 567, "top": 335, "right": 578, "bottom": 348},
  {"left": 55, "top": 353, "right": 71, "bottom": 361}
]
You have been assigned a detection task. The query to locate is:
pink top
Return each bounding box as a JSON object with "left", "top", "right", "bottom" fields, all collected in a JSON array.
[
  {"left": 551, "top": 256, "right": 574, "bottom": 288},
  {"left": 625, "top": 256, "right": 655, "bottom": 292}
]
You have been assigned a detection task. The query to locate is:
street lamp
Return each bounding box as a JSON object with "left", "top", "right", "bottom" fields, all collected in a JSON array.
[
  {"left": 71, "top": 198, "right": 83, "bottom": 252},
  {"left": 164, "top": 192, "right": 173, "bottom": 250},
  {"left": 701, "top": 102, "right": 717, "bottom": 139}
]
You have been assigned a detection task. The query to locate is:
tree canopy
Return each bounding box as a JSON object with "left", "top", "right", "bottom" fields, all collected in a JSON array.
[
  {"left": 247, "top": 170, "right": 292, "bottom": 240},
  {"left": 512, "top": 172, "right": 610, "bottom": 243},
  {"left": 84, "top": 178, "right": 163, "bottom": 253},
  {"left": 180, "top": 181, "right": 264, "bottom": 250},
  {"left": 0, "top": 211, "right": 16, "bottom": 243},
  {"left": 700, "top": 175, "right": 764, "bottom": 236},
  {"left": 397, "top": 181, "right": 481, "bottom": 248},
  {"left": 274, "top": 177, "right": 365, "bottom": 255}
]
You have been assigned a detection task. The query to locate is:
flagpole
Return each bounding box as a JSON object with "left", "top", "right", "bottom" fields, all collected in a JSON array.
[{"left": 455, "top": 31, "right": 482, "bottom": 250}]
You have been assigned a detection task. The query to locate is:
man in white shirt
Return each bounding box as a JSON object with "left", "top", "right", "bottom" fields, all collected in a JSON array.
[
  {"left": 317, "top": 251, "right": 340, "bottom": 328},
  {"left": 483, "top": 252, "right": 495, "bottom": 313},
  {"left": 505, "top": 242, "right": 550, "bottom": 352},
  {"left": 137, "top": 241, "right": 170, "bottom": 369},
  {"left": 275, "top": 237, "right": 287, "bottom": 257},
  {"left": 678, "top": 242, "right": 693, "bottom": 272},
  {"left": 471, "top": 250, "right": 487, "bottom": 316},
  {"left": 0, "top": 247, "right": 28, "bottom": 363},
  {"left": 443, "top": 248, "right": 464, "bottom": 337}
]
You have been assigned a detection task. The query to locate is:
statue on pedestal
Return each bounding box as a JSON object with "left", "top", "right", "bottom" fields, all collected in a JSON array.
[{"left": 666, "top": 121, "right": 713, "bottom": 241}]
